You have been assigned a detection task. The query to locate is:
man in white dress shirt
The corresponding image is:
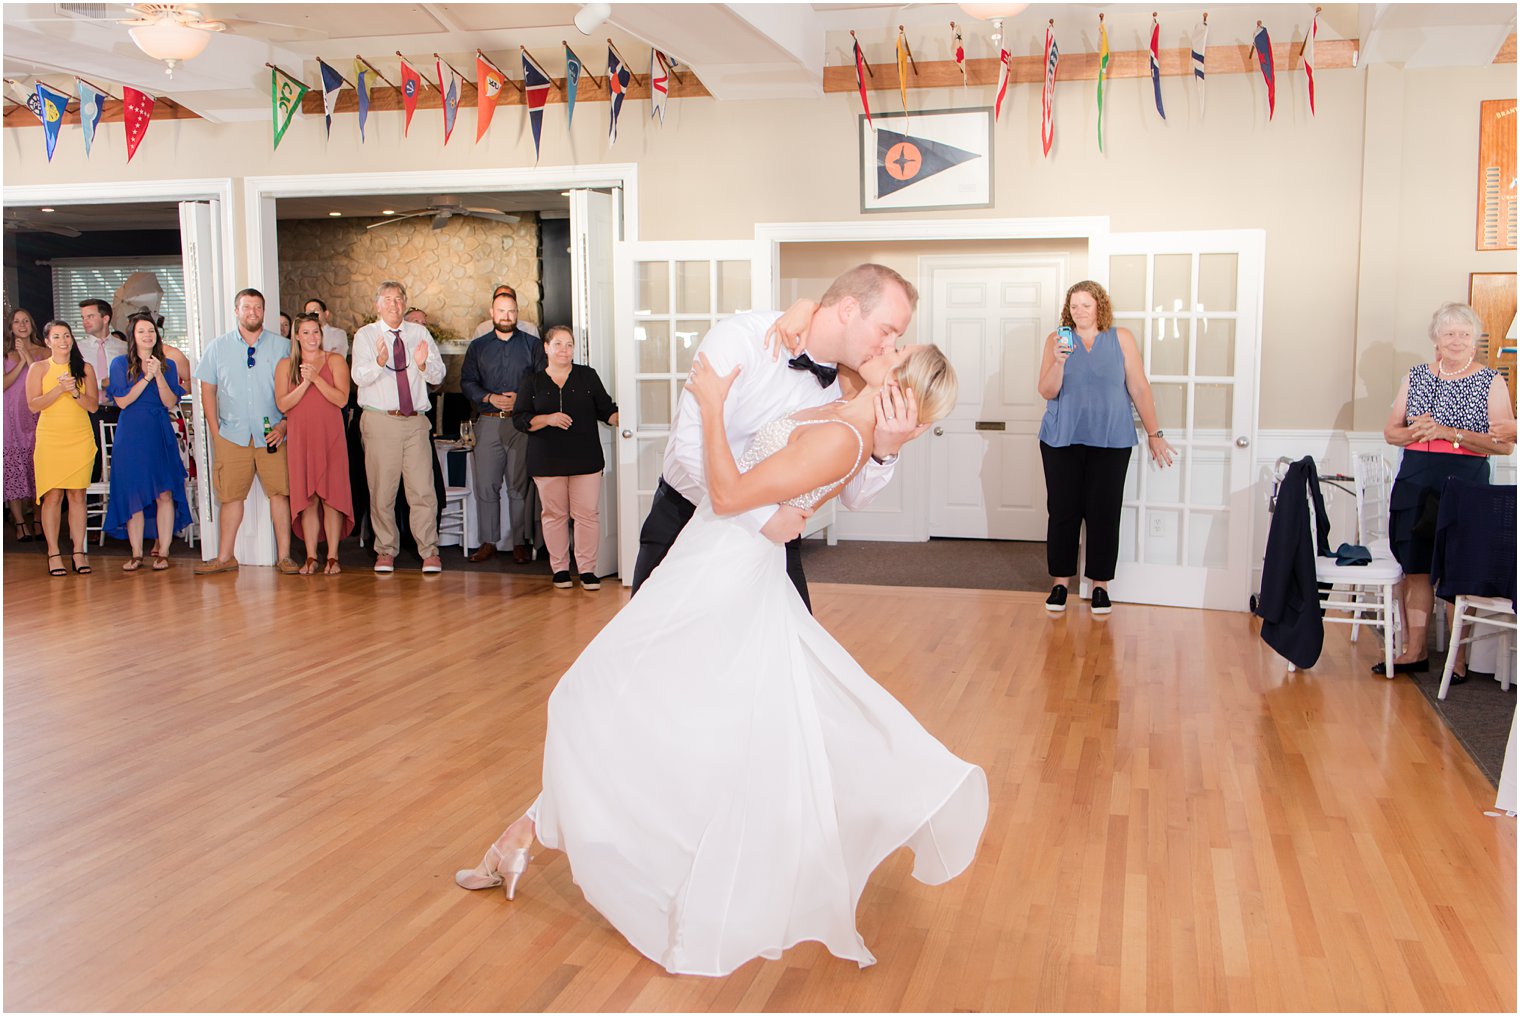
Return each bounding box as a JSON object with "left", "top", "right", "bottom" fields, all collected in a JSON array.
[
  {"left": 631, "top": 263, "right": 927, "bottom": 611},
  {"left": 302, "top": 297, "right": 350, "bottom": 357},
  {"left": 75, "top": 298, "right": 127, "bottom": 480},
  {"left": 351, "top": 281, "right": 446, "bottom": 573}
]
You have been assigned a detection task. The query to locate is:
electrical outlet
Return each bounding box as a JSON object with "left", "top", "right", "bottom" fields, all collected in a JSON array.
[{"left": 1148, "top": 515, "right": 1165, "bottom": 537}]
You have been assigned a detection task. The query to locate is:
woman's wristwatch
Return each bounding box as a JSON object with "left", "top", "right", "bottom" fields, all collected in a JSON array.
[{"left": 1148, "top": 429, "right": 1164, "bottom": 439}]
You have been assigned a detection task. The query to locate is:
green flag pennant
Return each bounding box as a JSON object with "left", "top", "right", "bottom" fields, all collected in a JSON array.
[{"left": 270, "top": 65, "right": 309, "bottom": 150}]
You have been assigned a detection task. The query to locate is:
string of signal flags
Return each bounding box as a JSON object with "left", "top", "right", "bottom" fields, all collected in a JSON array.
[
  {"left": 270, "top": 40, "right": 691, "bottom": 159},
  {"left": 847, "top": 8, "right": 1341, "bottom": 155}
]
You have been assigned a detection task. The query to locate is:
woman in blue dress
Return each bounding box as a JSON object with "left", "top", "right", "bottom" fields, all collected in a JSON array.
[{"left": 105, "top": 313, "right": 191, "bottom": 571}]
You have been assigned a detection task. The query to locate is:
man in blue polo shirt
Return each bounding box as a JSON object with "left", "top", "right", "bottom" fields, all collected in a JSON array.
[{"left": 192, "top": 288, "right": 299, "bottom": 575}]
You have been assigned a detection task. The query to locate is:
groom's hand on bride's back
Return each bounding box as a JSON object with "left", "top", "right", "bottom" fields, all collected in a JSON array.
[{"left": 759, "top": 504, "right": 814, "bottom": 544}]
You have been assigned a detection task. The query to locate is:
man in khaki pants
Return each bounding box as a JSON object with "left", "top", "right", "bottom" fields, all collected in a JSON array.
[{"left": 351, "top": 281, "right": 446, "bottom": 573}]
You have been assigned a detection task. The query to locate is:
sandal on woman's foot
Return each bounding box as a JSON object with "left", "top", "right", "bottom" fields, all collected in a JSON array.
[
  {"left": 46, "top": 554, "right": 66, "bottom": 577},
  {"left": 14, "top": 522, "right": 31, "bottom": 542},
  {"left": 122, "top": 556, "right": 144, "bottom": 572},
  {"left": 150, "top": 552, "right": 171, "bottom": 571},
  {"left": 71, "top": 553, "right": 92, "bottom": 575},
  {"left": 323, "top": 557, "right": 341, "bottom": 575},
  {"left": 298, "top": 557, "right": 319, "bottom": 575}
]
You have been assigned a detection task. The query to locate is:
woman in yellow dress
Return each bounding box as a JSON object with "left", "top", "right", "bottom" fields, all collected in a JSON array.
[{"left": 27, "top": 321, "right": 99, "bottom": 576}]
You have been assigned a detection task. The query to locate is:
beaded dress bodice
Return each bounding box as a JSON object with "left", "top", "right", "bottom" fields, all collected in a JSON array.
[{"left": 735, "top": 414, "right": 865, "bottom": 510}]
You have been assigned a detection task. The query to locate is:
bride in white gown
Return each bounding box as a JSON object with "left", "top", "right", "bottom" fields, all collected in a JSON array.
[{"left": 455, "top": 343, "right": 989, "bottom": 977}]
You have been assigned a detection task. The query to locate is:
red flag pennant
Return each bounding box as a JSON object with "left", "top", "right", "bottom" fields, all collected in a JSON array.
[
  {"left": 399, "top": 59, "right": 423, "bottom": 135},
  {"left": 122, "top": 86, "right": 154, "bottom": 162},
  {"left": 852, "top": 38, "right": 873, "bottom": 128}
]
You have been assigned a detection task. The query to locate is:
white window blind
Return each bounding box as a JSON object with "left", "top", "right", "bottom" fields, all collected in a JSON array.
[{"left": 50, "top": 257, "right": 188, "bottom": 353}]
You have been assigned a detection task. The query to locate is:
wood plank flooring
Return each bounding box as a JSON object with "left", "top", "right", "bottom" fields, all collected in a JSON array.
[{"left": 3, "top": 554, "right": 1514, "bottom": 1011}]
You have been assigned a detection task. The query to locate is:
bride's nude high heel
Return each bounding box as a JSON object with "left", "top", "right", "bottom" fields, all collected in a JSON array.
[{"left": 455, "top": 843, "right": 532, "bottom": 899}]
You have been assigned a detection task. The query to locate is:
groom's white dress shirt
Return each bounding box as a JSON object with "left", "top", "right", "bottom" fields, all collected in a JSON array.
[{"left": 662, "top": 310, "right": 896, "bottom": 535}]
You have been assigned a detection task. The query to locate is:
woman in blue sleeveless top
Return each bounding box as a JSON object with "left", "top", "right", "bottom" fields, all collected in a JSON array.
[
  {"left": 1377, "top": 301, "right": 1515, "bottom": 678},
  {"left": 1036, "top": 281, "right": 1175, "bottom": 615}
]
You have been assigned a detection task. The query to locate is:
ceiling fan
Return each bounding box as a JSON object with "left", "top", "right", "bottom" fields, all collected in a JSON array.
[
  {"left": 365, "top": 198, "right": 521, "bottom": 231},
  {"left": 117, "top": 4, "right": 226, "bottom": 75},
  {"left": 3, "top": 212, "right": 82, "bottom": 238}
]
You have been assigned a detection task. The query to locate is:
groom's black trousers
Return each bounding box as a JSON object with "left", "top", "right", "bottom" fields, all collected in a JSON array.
[{"left": 631, "top": 479, "right": 812, "bottom": 613}]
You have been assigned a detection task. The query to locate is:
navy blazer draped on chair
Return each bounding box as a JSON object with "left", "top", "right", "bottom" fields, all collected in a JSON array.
[{"left": 1259, "top": 457, "right": 1333, "bottom": 669}]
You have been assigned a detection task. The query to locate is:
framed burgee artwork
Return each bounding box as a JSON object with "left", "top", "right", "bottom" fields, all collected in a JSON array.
[{"left": 859, "top": 108, "right": 993, "bottom": 214}]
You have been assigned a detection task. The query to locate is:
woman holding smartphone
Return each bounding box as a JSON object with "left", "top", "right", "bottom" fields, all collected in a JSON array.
[{"left": 1035, "top": 280, "right": 1174, "bottom": 616}]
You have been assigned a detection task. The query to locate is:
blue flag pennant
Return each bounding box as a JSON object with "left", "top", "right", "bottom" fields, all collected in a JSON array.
[
  {"left": 874, "top": 128, "right": 978, "bottom": 199},
  {"left": 565, "top": 46, "right": 582, "bottom": 129},
  {"left": 355, "top": 60, "right": 370, "bottom": 142},
  {"left": 523, "top": 51, "right": 551, "bottom": 162},
  {"left": 318, "top": 59, "right": 344, "bottom": 138},
  {"left": 607, "top": 45, "right": 631, "bottom": 143},
  {"left": 76, "top": 79, "right": 107, "bottom": 158},
  {"left": 35, "top": 82, "right": 70, "bottom": 162}
]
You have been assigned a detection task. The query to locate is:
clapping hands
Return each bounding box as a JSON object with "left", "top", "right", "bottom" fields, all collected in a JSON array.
[
  {"left": 412, "top": 340, "right": 430, "bottom": 369},
  {"left": 299, "top": 360, "right": 319, "bottom": 384}
]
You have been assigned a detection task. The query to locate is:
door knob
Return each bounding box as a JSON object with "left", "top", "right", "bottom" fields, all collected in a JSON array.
[
  {"left": 621, "top": 429, "right": 632, "bottom": 438},
  {"left": 934, "top": 426, "right": 944, "bottom": 436},
  {"left": 1235, "top": 436, "right": 1250, "bottom": 448}
]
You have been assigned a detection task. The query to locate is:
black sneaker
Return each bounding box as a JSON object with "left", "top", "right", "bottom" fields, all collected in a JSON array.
[
  {"left": 1044, "top": 585, "right": 1068, "bottom": 612},
  {"left": 552, "top": 570, "right": 573, "bottom": 588},
  {"left": 580, "top": 572, "right": 601, "bottom": 590},
  {"left": 1091, "top": 587, "right": 1112, "bottom": 615}
]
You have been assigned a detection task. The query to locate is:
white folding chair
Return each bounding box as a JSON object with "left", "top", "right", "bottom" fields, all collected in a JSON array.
[
  {"left": 439, "top": 484, "right": 474, "bottom": 556},
  {"left": 1439, "top": 596, "right": 1518, "bottom": 700},
  {"left": 84, "top": 420, "right": 115, "bottom": 546},
  {"left": 1286, "top": 483, "right": 1403, "bottom": 676}
]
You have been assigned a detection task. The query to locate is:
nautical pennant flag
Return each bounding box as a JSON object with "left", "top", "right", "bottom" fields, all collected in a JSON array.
[
  {"left": 895, "top": 28, "right": 910, "bottom": 113},
  {"left": 1303, "top": 10, "right": 1318, "bottom": 116},
  {"left": 1192, "top": 18, "right": 1209, "bottom": 118},
  {"left": 34, "top": 82, "right": 69, "bottom": 161},
  {"left": 874, "top": 127, "right": 979, "bottom": 198},
  {"left": 565, "top": 46, "right": 583, "bottom": 127},
  {"left": 270, "top": 65, "right": 307, "bottom": 151},
  {"left": 76, "top": 79, "right": 107, "bottom": 158},
  {"left": 1149, "top": 19, "right": 1166, "bottom": 120},
  {"left": 650, "top": 49, "right": 670, "bottom": 124},
  {"left": 523, "top": 50, "right": 551, "bottom": 160},
  {"left": 436, "top": 58, "right": 461, "bottom": 144},
  {"left": 952, "top": 22, "right": 965, "bottom": 86},
  {"left": 1096, "top": 17, "right": 1110, "bottom": 151},
  {"left": 852, "top": 38, "right": 873, "bottom": 128},
  {"left": 355, "top": 59, "right": 371, "bottom": 142},
  {"left": 607, "top": 44, "right": 631, "bottom": 143},
  {"left": 24, "top": 90, "right": 44, "bottom": 123},
  {"left": 994, "top": 46, "right": 1010, "bottom": 122},
  {"left": 123, "top": 85, "right": 155, "bottom": 162},
  {"left": 1253, "top": 23, "right": 1276, "bottom": 119},
  {"left": 318, "top": 59, "right": 344, "bottom": 139},
  {"left": 399, "top": 58, "right": 423, "bottom": 135},
  {"left": 476, "top": 53, "right": 506, "bottom": 141},
  {"left": 1041, "top": 23, "right": 1059, "bottom": 157}
]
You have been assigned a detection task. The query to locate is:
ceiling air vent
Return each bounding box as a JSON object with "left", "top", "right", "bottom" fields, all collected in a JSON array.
[{"left": 56, "top": 3, "right": 114, "bottom": 20}]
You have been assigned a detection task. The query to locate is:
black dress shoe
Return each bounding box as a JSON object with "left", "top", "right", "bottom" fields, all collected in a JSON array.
[{"left": 1371, "top": 658, "right": 1429, "bottom": 675}]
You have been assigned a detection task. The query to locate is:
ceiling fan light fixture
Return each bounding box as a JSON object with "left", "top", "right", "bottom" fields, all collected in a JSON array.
[
  {"left": 955, "top": 3, "right": 1029, "bottom": 20},
  {"left": 573, "top": 3, "right": 612, "bottom": 36},
  {"left": 40, "top": 207, "right": 55, "bottom": 213},
  {"left": 129, "top": 20, "right": 214, "bottom": 75}
]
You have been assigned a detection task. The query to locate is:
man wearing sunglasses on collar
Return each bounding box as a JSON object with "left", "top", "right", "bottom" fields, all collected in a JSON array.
[{"left": 192, "top": 287, "right": 299, "bottom": 575}]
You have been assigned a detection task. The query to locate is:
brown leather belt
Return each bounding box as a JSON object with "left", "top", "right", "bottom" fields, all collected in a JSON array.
[
  {"left": 478, "top": 411, "right": 508, "bottom": 418},
  {"left": 363, "top": 407, "right": 419, "bottom": 418}
]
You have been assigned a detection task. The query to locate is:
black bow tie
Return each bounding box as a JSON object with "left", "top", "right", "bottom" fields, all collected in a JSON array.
[{"left": 787, "top": 353, "right": 837, "bottom": 388}]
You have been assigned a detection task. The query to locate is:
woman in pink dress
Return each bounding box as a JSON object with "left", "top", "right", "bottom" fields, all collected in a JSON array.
[
  {"left": 4, "top": 308, "right": 47, "bottom": 540},
  {"left": 275, "top": 313, "right": 353, "bottom": 574}
]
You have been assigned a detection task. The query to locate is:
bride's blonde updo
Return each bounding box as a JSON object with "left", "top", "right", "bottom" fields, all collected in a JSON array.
[{"left": 893, "top": 345, "right": 957, "bottom": 423}]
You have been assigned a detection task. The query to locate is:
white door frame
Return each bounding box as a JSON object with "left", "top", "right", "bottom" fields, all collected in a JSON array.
[
  {"left": 243, "top": 165, "right": 642, "bottom": 310},
  {"left": 3, "top": 177, "right": 238, "bottom": 294}
]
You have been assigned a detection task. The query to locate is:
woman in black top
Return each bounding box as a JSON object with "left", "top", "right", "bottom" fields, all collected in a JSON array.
[{"left": 513, "top": 325, "right": 618, "bottom": 589}]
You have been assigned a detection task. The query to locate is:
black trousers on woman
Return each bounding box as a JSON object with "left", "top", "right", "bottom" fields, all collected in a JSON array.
[
  {"left": 1040, "top": 442, "right": 1132, "bottom": 582},
  {"left": 632, "top": 478, "right": 811, "bottom": 612}
]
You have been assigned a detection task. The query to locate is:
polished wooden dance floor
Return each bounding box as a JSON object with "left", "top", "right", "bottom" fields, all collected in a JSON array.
[{"left": 3, "top": 553, "right": 1514, "bottom": 1011}]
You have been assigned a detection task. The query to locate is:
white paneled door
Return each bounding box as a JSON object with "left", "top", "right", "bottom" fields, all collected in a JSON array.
[
  {"left": 611, "top": 242, "right": 772, "bottom": 583},
  {"left": 569, "top": 188, "right": 619, "bottom": 576},
  {"left": 926, "top": 257, "right": 1066, "bottom": 540},
  {"left": 1089, "top": 230, "right": 1265, "bottom": 611},
  {"left": 179, "top": 200, "right": 226, "bottom": 562}
]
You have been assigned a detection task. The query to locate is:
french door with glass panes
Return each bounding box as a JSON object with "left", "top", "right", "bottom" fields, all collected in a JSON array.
[
  {"left": 1088, "top": 230, "right": 1264, "bottom": 611},
  {"left": 611, "top": 242, "right": 772, "bottom": 583}
]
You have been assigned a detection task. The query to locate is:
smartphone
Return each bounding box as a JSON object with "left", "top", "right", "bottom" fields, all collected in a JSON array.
[{"left": 1057, "top": 326, "right": 1075, "bottom": 351}]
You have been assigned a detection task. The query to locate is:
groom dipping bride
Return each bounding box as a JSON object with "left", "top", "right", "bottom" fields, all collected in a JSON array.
[{"left": 455, "top": 263, "right": 989, "bottom": 977}]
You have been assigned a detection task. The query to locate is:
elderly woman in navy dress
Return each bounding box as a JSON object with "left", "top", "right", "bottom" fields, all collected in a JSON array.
[
  {"left": 104, "top": 313, "right": 191, "bottom": 571},
  {"left": 1378, "top": 302, "right": 1515, "bottom": 678}
]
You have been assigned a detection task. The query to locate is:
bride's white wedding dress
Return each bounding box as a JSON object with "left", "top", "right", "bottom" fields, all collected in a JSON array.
[{"left": 525, "top": 414, "right": 988, "bottom": 977}]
